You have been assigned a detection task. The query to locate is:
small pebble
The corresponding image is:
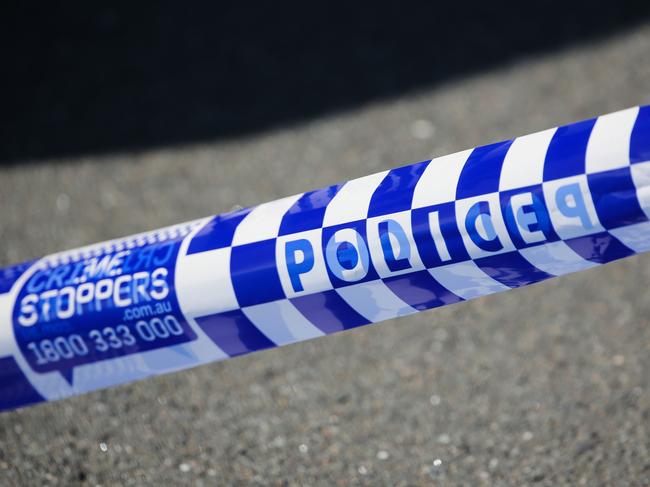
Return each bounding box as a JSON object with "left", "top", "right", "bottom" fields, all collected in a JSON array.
[
  {"left": 411, "top": 119, "right": 436, "bottom": 140},
  {"left": 56, "top": 193, "right": 71, "bottom": 213}
]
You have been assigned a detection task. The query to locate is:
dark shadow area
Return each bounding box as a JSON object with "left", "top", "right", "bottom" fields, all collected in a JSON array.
[{"left": 3, "top": 1, "right": 650, "bottom": 164}]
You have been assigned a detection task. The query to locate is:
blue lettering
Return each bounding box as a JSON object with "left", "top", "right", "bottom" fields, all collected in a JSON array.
[
  {"left": 45, "top": 264, "right": 71, "bottom": 290},
  {"left": 555, "top": 182, "right": 593, "bottom": 230},
  {"left": 465, "top": 201, "right": 503, "bottom": 252},
  {"left": 153, "top": 243, "right": 175, "bottom": 266},
  {"left": 516, "top": 204, "right": 540, "bottom": 232},
  {"left": 505, "top": 192, "right": 550, "bottom": 245},
  {"left": 378, "top": 219, "right": 411, "bottom": 272},
  {"left": 285, "top": 239, "right": 315, "bottom": 292},
  {"left": 64, "top": 261, "right": 86, "bottom": 285},
  {"left": 336, "top": 241, "right": 358, "bottom": 269},
  {"left": 325, "top": 229, "right": 370, "bottom": 282},
  {"left": 26, "top": 269, "right": 49, "bottom": 293}
]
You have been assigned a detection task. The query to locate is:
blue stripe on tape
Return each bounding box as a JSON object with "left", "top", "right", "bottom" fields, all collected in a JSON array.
[
  {"left": 456, "top": 141, "right": 513, "bottom": 199},
  {"left": 383, "top": 270, "right": 463, "bottom": 310},
  {"left": 279, "top": 184, "right": 343, "bottom": 235},
  {"left": 475, "top": 251, "right": 553, "bottom": 287},
  {"left": 0, "top": 357, "right": 44, "bottom": 410},
  {"left": 290, "top": 290, "right": 370, "bottom": 333},
  {"left": 544, "top": 118, "right": 596, "bottom": 181},
  {"left": 187, "top": 208, "right": 252, "bottom": 254},
  {"left": 0, "top": 261, "right": 34, "bottom": 294},
  {"left": 231, "top": 239, "right": 286, "bottom": 307},
  {"left": 368, "top": 160, "right": 429, "bottom": 217},
  {"left": 588, "top": 167, "right": 647, "bottom": 229},
  {"left": 565, "top": 232, "right": 635, "bottom": 264},
  {"left": 630, "top": 105, "right": 650, "bottom": 164},
  {"left": 195, "top": 310, "right": 276, "bottom": 356}
]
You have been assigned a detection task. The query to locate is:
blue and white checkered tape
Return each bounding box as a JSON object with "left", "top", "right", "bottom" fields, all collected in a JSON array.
[{"left": 1, "top": 105, "right": 649, "bottom": 411}]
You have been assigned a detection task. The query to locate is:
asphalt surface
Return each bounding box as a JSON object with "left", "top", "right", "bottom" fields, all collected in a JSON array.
[{"left": 1, "top": 23, "right": 650, "bottom": 486}]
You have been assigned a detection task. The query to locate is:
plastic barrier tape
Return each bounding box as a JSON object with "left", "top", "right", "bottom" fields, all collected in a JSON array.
[{"left": 1, "top": 106, "right": 649, "bottom": 411}]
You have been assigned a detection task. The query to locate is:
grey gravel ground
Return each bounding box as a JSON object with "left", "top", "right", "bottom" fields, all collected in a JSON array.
[{"left": 1, "top": 23, "right": 650, "bottom": 486}]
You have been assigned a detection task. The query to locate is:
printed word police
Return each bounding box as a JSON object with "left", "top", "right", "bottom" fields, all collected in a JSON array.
[{"left": 277, "top": 176, "right": 602, "bottom": 296}]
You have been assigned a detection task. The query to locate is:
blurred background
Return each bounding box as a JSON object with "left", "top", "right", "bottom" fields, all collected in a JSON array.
[{"left": 1, "top": 2, "right": 650, "bottom": 485}]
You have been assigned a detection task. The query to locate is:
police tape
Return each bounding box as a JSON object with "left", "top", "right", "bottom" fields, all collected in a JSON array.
[{"left": 1, "top": 106, "right": 649, "bottom": 412}]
